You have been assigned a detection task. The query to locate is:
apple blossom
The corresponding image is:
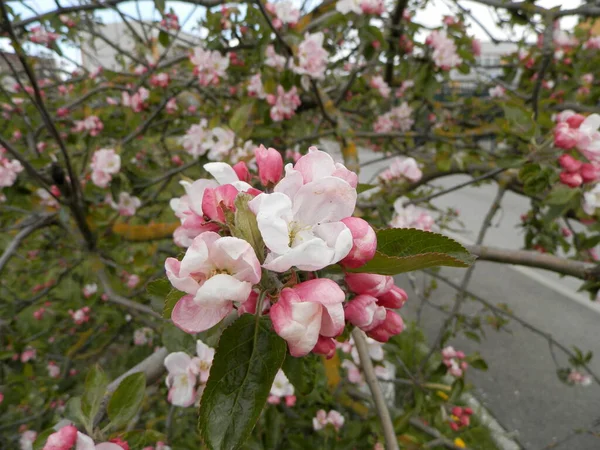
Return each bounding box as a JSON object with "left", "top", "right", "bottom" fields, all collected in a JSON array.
[
  {"left": 344, "top": 294, "right": 386, "bottom": 331},
  {"left": 133, "top": 327, "right": 154, "bottom": 346},
  {"left": 121, "top": 88, "right": 149, "bottom": 112},
  {"left": 180, "top": 120, "right": 212, "bottom": 158},
  {"left": 267, "top": 1, "right": 300, "bottom": 27},
  {"left": 583, "top": 184, "right": 600, "bottom": 215},
  {"left": 370, "top": 75, "right": 391, "bottom": 98},
  {"left": 255, "top": 144, "right": 283, "bottom": 186},
  {"left": 270, "top": 279, "right": 345, "bottom": 357},
  {"left": 29, "top": 26, "right": 59, "bottom": 46},
  {"left": 69, "top": 307, "right": 90, "bottom": 325},
  {"left": 336, "top": 0, "right": 361, "bottom": 15},
  {"left": 90, "top": 149, "right": 121, "bottom": 188},
  {"left": 164, "top": 352, "right": 197, "bottom": 407},
  {"left": 342, "top": 359, "right": 363, "bottom": 384},
  {"left": 0, "top": 157, "right": 24, "bottom": 188},
  {"left": 378, "top": 156, "right": 422, "bottom": 183},
  {"left": 232, "top": 161, "right": 251, "bottom": 182},
  {"left": 294, "top": 32, "right": 328, "bottom": 80},
  {"left": 249, "top": 150, "right": 356, "bottom": 271},
  {"left": 20, "top": 430, "right": 37, "bottom": 450},
  {"left": 567, "top": 369, "right": 592, "bottom": 386},
  {"left": 390, "top": 198, "right": 434, "bottom": 231},
  {"left": 207, "top": 127, "right": 236, "bottom": 160},
  {"left": 247, "top": 73, "right": 267, "bottom": 99},
  {"left": 150, "top": 73, "right": 170, "bottom": 88},
  {"left": 165, "top": 97, "right": 178, "bottom": 114},
  {"left": 264, "top": 45, "right": 287, "bottom": 71},
  {"left": 489, "top": 85, "right": 506, "bottom": 98},
  {"left": 72, "top": 116, "right": 103, "bottom": 136},
  {"left": 108, "top": 192, "right": 141, "bottom": 217},
  {"left": 268, "top": 369, "right": 295, "bottom": 405},
  {"left": 367, "top": 310, "right": 404, "bottom": 342},
  {"left": 267, "top": 85, "right": 301, "bottom": 122},
  {"left": 47, "top": 361, "right": 60, "bottom": 378},
  {"left": 345, "top": 273, "right": 393, "bottom": 297},
  {"left": 126, "top": 274, "right": 140, "bottom": 289},
  {"left": 190, "top": 340, "right": 214, "bottom": 384},
  {"left": 426, "top": 30, "right": 462, "bottom": 70},
  {"left": 190, "top": 46, "right": 229, "bottom": 86},
  {"left": 82, "top": 283, "right": 97, "bottom": 298},
  {"left": 374, "top": 103, "right": 414, "bottom": 133},
  {"left": 21, "top": 347, "right": 36, "bottom": 362},
  {"left": 377, "top": 285, "right": 408, "bottom": 309},
  {"left": 165, "top": 232, "right": 261, "bottom": 333},
  {"left": 339, "top": 217, "right": 377, "bottom": 269},
  {"left": 313, "top": 410, "right": 345, "bottom": 431}
]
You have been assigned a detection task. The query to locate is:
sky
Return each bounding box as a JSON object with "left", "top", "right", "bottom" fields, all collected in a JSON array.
[{"left": 1, "top": 0, "right": 585, "bottom": 65}]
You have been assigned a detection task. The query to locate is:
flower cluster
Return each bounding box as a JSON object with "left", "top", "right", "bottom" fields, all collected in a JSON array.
[
  {"left": 180, "top": 119, "right": 250, "bottom": 161},
  {"left": 448, "top": 406, "right": 473, "bottom": 431},
  {"left": 150, "top": 73, "right": 170, "bottom": 88},
  {"left": 267, "top": 369, "right": 296, "bottom": 406},
  {"left": 133, "top": 327, "right": 154, "bottom": 346},
  {"left": 489, "top": 85, "right": 506, "bottom": 98},
  {"left": 370, "top": 75, "right": 391, "bottom": 98},
  {"left": 29, "top": 26, "right": 59, "bottom": 46},
  {"left": 558, "top": 154, "right": 598, "bottom": 188},
  {"left": 42, "top": 424, "right": 127, "bottom": 450},
  {"left": 122, "top": 87, "right": 150, "bottom": 112},
  {"left": 82, "top": 283, "right": 97, "bottom": 298},
  {"left": 442, "top": 346, "right": 468, "bottom": 377},
  {"left": 190, "top": 46, "right": 229, "bottom": 86},
  {"left": 553, "top": 111, "right": 600, "bottom": 163},
  {"left": 90, "top": 148, "right": 121, "bottom": 188},
  {"left": 72, "top": 116, "right": 104, "bottom": 137},
  {"left": 378, "top": 157, "right": 422, "bottom": 183},
  {"left": 340, "top": 336, "right": 392, "bottom": 385},
  {"left": 107, "top": 192, "right": 142, "bottom": 217},
  {"left": 160, "top": 13, "right": 180, "bottom": 30},
  {"left": 426, "top": 30, "right": 462, "bottom": 70},
  {"left": 266, "top": 86, "right": 301, "bottom": 122},
  {"left": 294, "top": 32, "right": 328, "bottom": 80},
  {"left": 567, "top": 369, "right": 592, "bottom": 386},
  {"left": 336, "top": 0, "right": 384, "bottom": 15},
  {"left": 265, "top": 1, "right": 300, "bottom": 28},
  {"left": 373, "top": 103, "right": 414, "bottom": 133},
  {"left": 0, "top": 155, "right": 24, "bottom": 190},
  {"left": 164, "top": 146, "right": 406, "bottom": 358},
  {"left": 69, "top": 306, "right": 91, "bottom": 325},
  {"left": 313, "top": 409, "right": 345, "bottom": 431},
  {"left": 164, "top": 340, "right": 215, "bottom": 407},
  {"left": 389, "top": 198, "right": 434, "bottom": 231}
]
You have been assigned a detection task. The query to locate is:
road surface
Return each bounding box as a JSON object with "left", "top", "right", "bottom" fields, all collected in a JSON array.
[{"left": 326, "top": 144, "right": 600, "bottom": 449}]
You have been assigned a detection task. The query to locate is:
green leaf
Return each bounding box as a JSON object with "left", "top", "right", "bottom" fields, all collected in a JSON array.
[
  {"left": 357, "top": 183, "right": 377, "bottom": 194},
  {"left": 502, "top": 103, "right": 535, "bottom": 138},
  {"left": 158, "top": 30, "right": 170, "bottom": 47},
  {"left": 233, "top": 193, "right": 265, "bottom": 263},
  {"left": 147, "top": 278, "right": 171, "bottom": 298},
  {"left": 282, "top": 353, "right": 319, "bottom": 395},
  {"left": 33, "top": 429, "right": 55, "bottom": 450},
  {"left": 163, "top": 288, "right": 185, "bottom": 319},
  {"left": 546, "top": 185, "right": 578, "bottom": 205},
  {"left": 162, "top": 322, "right": 196, "bottom": 353},
  {"left": 229, "top": 102, "right": 254, "bottom": 135},
  {"left": 107, "top": 372, "right": 146, "bottom": 429},
  {"left": 65, "top": 397, "right": 86, "bottom": 426},
  {"left": 470, "top": 357, "right": 488, "bottom": 371},
  {"left": 81, "top": 365, "right": 108, "bottom": 429},
  {"left": 154, "top": 0, "right": 165, "bottom": 13},
  {"left": 349, "top": 229, "right": 475, "bottom": 275},
  {"left": 199, "top": 315, "right": 286, "bottom": 450}
]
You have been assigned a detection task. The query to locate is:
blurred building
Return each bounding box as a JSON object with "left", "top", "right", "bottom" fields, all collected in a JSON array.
[
  {"left": 79, "top": 21, "right": 199, "bottom": 71},
  {"left": 0, "top": 50, "right": 57, "bottom": 89}
]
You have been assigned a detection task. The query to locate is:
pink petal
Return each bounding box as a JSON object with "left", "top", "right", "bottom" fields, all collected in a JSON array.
[{"left": 172, "top": 294, "right": 233, "bottom": 334}]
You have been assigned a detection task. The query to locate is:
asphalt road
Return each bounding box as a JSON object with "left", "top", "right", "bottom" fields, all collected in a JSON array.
[{"left": 326, "top": 144, "right": 600, "bottom": 449}]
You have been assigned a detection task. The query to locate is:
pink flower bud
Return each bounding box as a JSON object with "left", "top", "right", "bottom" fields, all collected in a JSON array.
[
  {"left": 232, "top": 161, "right": 251, "bottom": 182},
  {"left": 366, "top": 310, "right": 404, "bottom": 342},
  {"left": 201, "top": 184, "right": 238, "bottom": 222},
  {"left": 285, "top": 395, "right": 296, "bottom": 407},
  {"left": 554, "top": 123, "right": 578, "bottom": 150},
  {"left": 376, "top": 285, "right": 408, "bottom": 309},
  {"left": 451, "top": 406, "right": 463, "bottom": 417},
  {"left": 558, "top": 154, "right": 582, "bottom": 172},
  {"left": 449, "top": 422, "right": 460, "bottom": 431},
  {"left": 254, "top": 144, "right": 283, "bottom": 186},
  {"left": 566, "top": 114, "right": 586, "bottom": 129},
  {"left": 339, "top": 217, "right": 377, "bottom": 269},
  {"left": 312, "top": 336, "right": 337, "bottom": 359},
  {"left": 344, "top": 295, "right": 386, "bottom": 331},
  {"left": 559, "top": 171, "right": 583, "bottom": 187},
  {"left": 580, "top": 163, "right": 599, "bottom": 183},
  {"left": 43, "top": 424, "right": 77, "bottom": 450},
  {"left": 345, "top": 273, "right": 393, "bottom": 297}
]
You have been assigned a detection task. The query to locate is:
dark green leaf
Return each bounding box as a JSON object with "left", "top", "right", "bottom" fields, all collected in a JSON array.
[
  {"left": 107, "top": 372, "right": 146, "bottom": 429},
  {"left": 349, "top": 229, "right": 475, "bottom": 275},
  {"left": 158, "top": 30, "right": 170, "bottom": 47},
  {"left": 199, "top": 315, "right": 286, "bottom": 450},
  {"left": 229, "top": 102, "right": 254, "bottom": 135},
  {"left": 154, "top": 0, "right": 165, "bottom": 13},
  {"left": 233, "top": 193, "right": 265, "bottom": 263},
  {"left": 81, "top": 365, "right": 108, "bottom": 428},
  {"left": 470, "top": 357, "right": 488, "bottom": 371},
  {"left": 282, "top": 353, "right": 319, "bottom": 395},
  {"left": 546, "top": 185, "right": 578, "bottom": 205},
  {"left": 163, "top": 288, "right": 185, "bottom": 319},
  {"left": 33, "top": 429, "right": 54, "bottom": 450},
  {"left": 65, "top": 397, "right": 86, "bottom": 427},
  {"left": 147, "top": 278, "right": 171, "bottom": 298},
  {"left": 162, "top": 322, "right": 196, "bottom": 353},
  {"left": 357, "top": 183, "right": 377, "bottom": 194}
]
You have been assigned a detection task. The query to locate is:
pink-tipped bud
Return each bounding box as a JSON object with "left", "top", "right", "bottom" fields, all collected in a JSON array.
[
  {"left": 366, "top": 310, "right": 404, "bottom": 342},
  {"left": 554, "top": 123, "right": 578, "bottom": 150},
  {"left": 254, "top": 144, "right": 283, "bottom": 186},
  {"left": 285, "top": 395, "right": 296, "bottom": 407},
  {"left": 344, "top": 295, "right": 387, "bottom": 331},
  {"left": 376, "top": 285, "right": 408, "bottom": 309},
  {"left": 580, "top": 163, "right": 599, "bottom": 183},
  {"left": 451, "top": 406, "right": 463, "bottom": 417},
  {"left": 559, "top": 171, "right": 583, "bottom": 187},
  {"left": 201, "top": 184, "right": 238, "bottom": 223},
  {"left": 339, "top": 217, "right": 377, "bottom": 269},
  {"left": 232, "top": 161, "right": 251, "bottom": 182},
  {"left": 558, "top": 154, "right": 582, "bottom": 172},
  {"left": 312, "top": 336, "right": 337, "bottom": 359},
  {"left": 43, "top": 425, "right": 78, "bottom": 450},
  {"left": 566, "top": 113, "right": 586, "bottom": 129},
  {"left": 345, "top": 273, "right": 393, "bottom": 297}
]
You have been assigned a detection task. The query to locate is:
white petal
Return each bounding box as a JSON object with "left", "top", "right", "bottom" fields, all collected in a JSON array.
[
  {"left": 194, "top": 274, "right": 252, "bottom": 304},
  {"left": 292, "top": 177, "right": 357, "bottom": 225},
  {"left": 204, "top": 162, "right": 240, "bottom": 185},
  {"left": 164, "top": 352, "right": 192, "bottom": 375},
  {"left": 249, "top": 192, "right": 294, "bottom": 255}
]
